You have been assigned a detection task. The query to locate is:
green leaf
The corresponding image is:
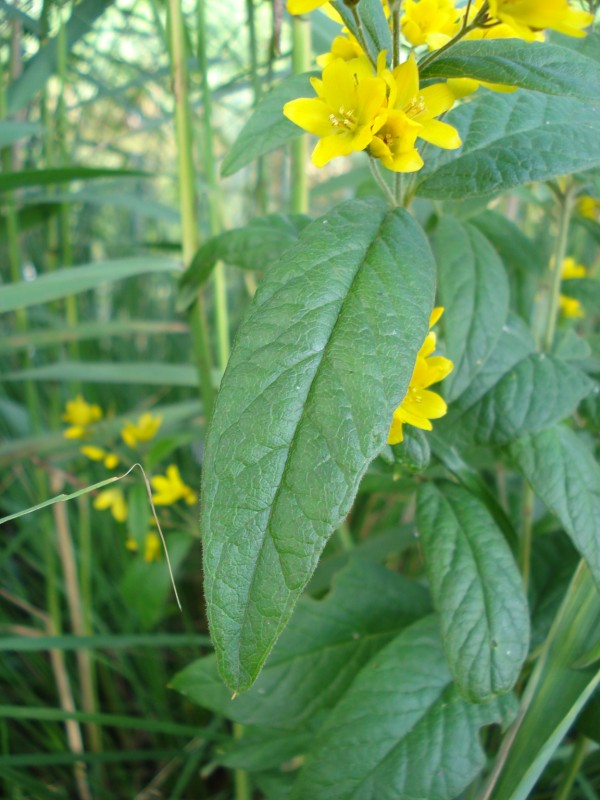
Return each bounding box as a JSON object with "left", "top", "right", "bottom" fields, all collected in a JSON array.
[
  {"left": 561, "top": 277, "right": 600, "bottom": 312},
  {"left": 417, "top": 482, "right": 529, "bottom": 702},
  {"left": 172, "top": 559, "right": 431, "bottom": 728},
  {"left": 0, "top": 167, "right": 143, "bottom": 193},
  {"left": 0, "top": 121, "right": 43, "bottom": 148},
  {"left": 334, "top": 0, "right": 391, "bottom": 67},
  {"left": 292, "top": 616, "right": 514, "bottom": 800},
  {"left": 416, "top": 92, "right": 600, "bottom": 199},
  {"left": 421, "top": 41, "right": 600, "bottom": 101},
  {"left": 440, "top": 315, "right": 592, "bottom": 445},
  {"left": 432, "top": 217, "right": 509, "bottom": 401},
  {"left": 178, "top": 213, "right": 311, "bottom": 309},
  {"left": 485, "top": 564, "right": 600, "bottom": 800},
  {"left": 4, "top": 361, "right": 199, "bottom": 387},
  {"left": 221, "top": 73, "right": 317, "bottom": 177},
  {"left": 0, "top": 256, "right": 179, "bottom": 313},
  {"left": 202, "top": 198, "right": 436, "bottom": 691},
  {"left": 508, "top": 427, "right": 600, "bottom": 589}
]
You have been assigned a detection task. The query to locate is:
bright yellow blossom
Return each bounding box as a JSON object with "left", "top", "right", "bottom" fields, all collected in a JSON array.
[
  {"left": 287, "top": 0, "right": 327, "bottom": 14},
  {"left": 317, "top": 34, "right": 364, "bottom": 68},
  {"left": 80, "top": 445, "right": 120, "bottom": 470},
  {"left": 562, "top": 257, "right": 587, "bottom": 280},
  {"left": 488, "top": 0, "right": 593, "bottom": 40},
  {"left": 402, "top": 0, "right": 461, "bottom": 50},
  {"left": 144, "top": 532, "right": 162, "bottom": 563},
  {"left": 283, "top": 56, "right": 389, "bottom": 167},
  {"left": 578, "top": 195, "right": 600, "bottom": 221},
  {"left": 388, "top": 307, "right": 454, "bottom": 444},
  {"left": 386, "top": 55, "right": 462, "bottom": 151},
  {"left": 151, "top": 464, "right": 197, "bottom": 506},
  {"left": 369, "top": 111, "right": 424, "bottom": 172},
  {"left": 62, "top": 395, "right": 102, "bottom": 439},
  {"left": 93, "top": 487, "right": 128, "bottom": 522},
  {"left": 121, "top": 412, "right": 162, "bottom": 448}
]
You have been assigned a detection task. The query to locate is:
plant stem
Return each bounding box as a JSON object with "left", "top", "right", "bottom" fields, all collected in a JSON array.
[
  {"left": 246, "top": 0, "right": 268, "bottom": 214},
  {"left": 197, "top": 0, "right": 230, "bottom": 369},
  {"left": 369, "top": 157, "right": 397, "bottom": 207},
  {"left": 391, "top": 0, "right": 402, "bottom": 69},
  {"left": 554, "top": 736, "right": 589, "bottom": 800},
  {"left": 351, "top": 6, "right": 377, "bottom": 70},
  {"left": 519, "top": 483, "right": 534, "bottom": 594},
  {"left": 337, "top": 521, "right": 354, "bottom": 551},
  {"left": 291, "top": 15, "right": 311, "bottom": 214},
  {"left": 418, "top": 2, "right": 489, "bottom": 71},
  {"left": 167, "top": 0, "right": 215, "bottom": 419},
  {"left": 542, "top": 187, "right": 576, "bottom": 353},
  {"left": 233, "top": 722, "right": 252, "bottom": 800}
]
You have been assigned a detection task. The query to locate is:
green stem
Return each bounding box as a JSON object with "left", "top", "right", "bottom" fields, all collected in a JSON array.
[
  {"left": 519, "top": 483, "right": 534, "bottom": 594},
  {"left": 391, "top": 0, "right": 402, "bottom": 69},
  {"left": 167, "top": 0, "right": 215, "bottom": 420},
  {"left": 246, "top": 0, "right": 268, "bottom": 214},
  {"left": 368, "top": 157, "right": 397, "bottom": 207},
  {"left": 418, "top": 2, "right": 489, "bottom": 71},
  {"left": 337, "top": 521, "right": 354, "bottom": 552},
  {"left": 291, "top": 16, "right": 311, "bottom": 214},
  {"left": 554, "top": 736, "right": 588, "bottom": 800},
  {"left": 197, "top": 0, "right": 230, "bottom": 369},
  {"left": 351, "top": 6, "right": 377, "bottom": 70},
  {"left": 233, "top": 722, "right": 252, "bottom": 800},
  {"left": 542, "top": 187, "right": 576, "bottom": 353}
]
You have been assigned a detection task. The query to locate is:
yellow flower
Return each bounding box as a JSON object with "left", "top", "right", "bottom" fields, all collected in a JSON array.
[
  {"left": 121, "top": 412, "right": 162, "bottom": 448},
  {"left": 151, "top": 464, "right": 197, "bottom": 506},
  {"left": 144, "top": 532, "right": 162, "bottom": 563},
  {"left": 388, "top": 307, "right": 454, "bottom": 445},
  {"left": 80, "top": 446, "right": 120, "bottom": 470},
  {"left": 369, "top": 111, "right": 424, "bottom": 172},
  {"left": 386, "top": 54, "right": 462, "bottom": 151},
  {"left": 283, "top": 56, "right": 389, "bottom": 167},
  {"left": 488, "top": 0, "right": 593, "bottom": 40},
  {"left": 562, "top": 256, "right": 587, "bottom": 280},
  {"left": 559, "top": 295, "right": 585, "bottom": 318},
  {"left": 287, "top": 0, "right": 328, "bottom": 13},
  {"left": 62, "top": 395, "right": 102, "bottom": 439},
  {"left": 93, "top": 487, "right": 128, "bottom": 522},
  {"left": 577, "top": 195, "right": 600, "bottom": 220},
  {"left": 317, "top": 34, "right": 364, "bottom": 68},
  {"left": 126, "top": 537, "right": 139, "bottom": 552},
  {"left": 402, "top": 0, "right": 461, "bottom": 50}
]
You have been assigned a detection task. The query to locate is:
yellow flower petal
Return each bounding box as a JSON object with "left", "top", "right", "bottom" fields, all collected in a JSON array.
[{"left": 81, "top": 446, "right": 106, "bottom": 461}]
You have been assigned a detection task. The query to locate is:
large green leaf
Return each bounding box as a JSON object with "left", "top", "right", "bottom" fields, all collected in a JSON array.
[
  {"left": 421, "top": 40, "right": 600, "bottom": 101},
  {"left": 485, "top": 564, "right": 600, "bottom": 800},
  {"left": 440, "top": 315, "right": 592, "bottom": 445},
  {"left": 202, "top": 198, "right": 436, "bottom": 691},
  {"left": 178, "top": 213, "right": 311, "bottom": 309},
  {"left": 508, "top": 427, "right": 600, "bottom": 589},
  {"left": 172, "top": 559, "right": 430, "bottom": 728},
  {"left": 0, "top": 256, "right": 179, "bottom": 313},
  {"left": 417, "top": 482, "right": 529, "bottom": 703},
  {"left": 432, "top": 217, "right": 509, "bottom": 401},
  {"left": 292, "top": 616, "right": 513, "bottom": 800},
  {"left": 221, "top": 73, "right": 317, "bottom": 177},
  {"left": 416, "top": 92, "right": 600, "bottom": 199}
]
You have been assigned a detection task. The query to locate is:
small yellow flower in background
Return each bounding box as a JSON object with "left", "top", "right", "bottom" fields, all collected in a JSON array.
[
  {"left": 126, "top": 537, "right": 139, "bottom": 552},
  {"left": 388, "top": 307, "right": 454, "bottom": 445},
  {"left": 80, "top": 445, "right": 120, "bottom": 470},
  {"left": 577, "top": 195, "right": 600, "bottom": 220},
  {"left": 121, "top": 412, "right": 162, "bottom": 448},
  {"left": 93, "top": 487, "right": 128, "bottom": 522},
  {"left": 283, "top": 56, "right": 389, "bottom": 167},
  {"left": 286, "top": 0, "right": 327, "bottom": 14},
  {"left": 317, "top": 34, "right": 364, "bottom": 68},
  {"left": 402, "top": 0, "right": 461, "bottom": 50},
  {"left": 151, "top": 464, "right": 197, "bottom": 506},
  {"left": 488, "top": 0, "right": 593, "bottom": 40},
  {"left": 560, "top": 257, "right": 587, "bottom": 319},
  {"left": 62, "top": 395, "right": 102, "bottom": 439},
  {"left": 144, "top": 532, "right": 162, "bottom": 563}
]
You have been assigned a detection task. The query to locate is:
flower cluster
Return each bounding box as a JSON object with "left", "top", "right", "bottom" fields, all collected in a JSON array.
[
  {"left": 61, "top": 397, "right": 197, "bottom": 561},
  {"left": 388, "top": 307, "right": 454, "bottom": 444},
  {"left": 284, "top": 52, "right": 460, "bottom": 170}
]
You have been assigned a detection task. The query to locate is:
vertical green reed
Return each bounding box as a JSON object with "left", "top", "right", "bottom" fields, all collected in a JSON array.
[
  {"left": 197, "top": 0, "right": 230, "bottom": 370},
  {"left": 167, "top": 0, "right": 215, "bottom": 419},
  {"left": 291, "top": 16, "right": 311, "bottom": 215},
  {"left": 246, "top": 0, "right": 268, "bottom": 214}
]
